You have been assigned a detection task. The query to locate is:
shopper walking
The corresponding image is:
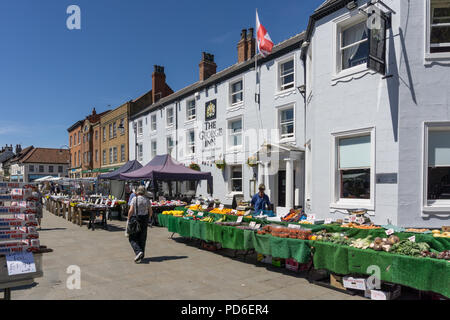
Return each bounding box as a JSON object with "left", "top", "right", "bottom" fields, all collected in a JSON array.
[
  {"left": 31, "top": 185, "right": 43, "bottom": 230},
  {"left": 127, "top": 186, "right": 152, "bottom": 263}
]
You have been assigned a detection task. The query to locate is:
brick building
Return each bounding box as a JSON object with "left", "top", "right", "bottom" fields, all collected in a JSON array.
[{"left": 68, "top": 121, "right": 83, "bottom": 178}]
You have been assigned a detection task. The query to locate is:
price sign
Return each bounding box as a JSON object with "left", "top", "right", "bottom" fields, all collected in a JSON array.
[
  {"left": 254, "top": 224, "right": 261, "bottom": 230},
  {"left": 356, "top": 217, "right": 365, "bottom": 225},
  {"left": 219, "top": 204, "right": 224, "bottom": 210},
  {"left": 197, "top": 212, "right": 204, "bottom": 217},
  {"left": 349, "top": 215, "right": 357, "bottom": 222},
  {"left": 288, "top": 224, "right": 301, "bottom": 230},
  {"left": 245, "top": 210, "right": 251, "bottom": 216},
  {"left": 249, "top": 222, "right": 256, "bottom": 228},
  {"left": 236, "top": 216, "right": 243, "bottom": 223},
  {"left": 202, "top": 205, "right": 208, "bottom": 210},
  {"left": 110, "top": 200, "right": 116, "bottom": 208},
  {"left": 195, "top": 200, "right": 201, "bottom": 205},
  {"left": 386, "top": 229, "right": 395, "bottom": 236},
  {"left": 187, "top": 209, "right": 194, "bottom": 215},
  {"left": 6, "top": 252, "right": 36, "bottom": 276},
  {"left": 409, "top": 236, "right": 416, "bottom": 243},
  {"left": 307, "top": 214, "right": 316, "bottom": 221},
  {"left": 231, "top": 209, "right": 237, "bottom": 214},
  {"left": 325, "top": 219, "right": 333, "bottom": 225}
]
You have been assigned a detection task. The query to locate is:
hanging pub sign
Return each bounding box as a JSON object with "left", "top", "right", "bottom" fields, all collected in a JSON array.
[
  {"left": 205, "top": 99, "right": 217, "bottom": 121},
  {"left": 367, "top": 7, "right": 390, "bottom": 75}
]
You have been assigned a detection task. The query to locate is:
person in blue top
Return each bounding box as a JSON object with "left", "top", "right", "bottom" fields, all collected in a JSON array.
[{"left": 251, "top": 184, "right": 271, "bottom": 213}]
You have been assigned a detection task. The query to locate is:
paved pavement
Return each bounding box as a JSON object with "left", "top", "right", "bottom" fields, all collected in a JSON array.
[{"left": 9, "top": 209, "right": 364, "bottom": 300}]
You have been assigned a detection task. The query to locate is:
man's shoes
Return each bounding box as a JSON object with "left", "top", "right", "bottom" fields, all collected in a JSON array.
[{"left": 134, "top": 252, "right": 144, "bottom": 263}]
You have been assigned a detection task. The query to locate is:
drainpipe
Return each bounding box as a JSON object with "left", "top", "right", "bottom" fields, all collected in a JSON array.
[{"left": 300, "top": 41, "right": 309, "bottom": 212}]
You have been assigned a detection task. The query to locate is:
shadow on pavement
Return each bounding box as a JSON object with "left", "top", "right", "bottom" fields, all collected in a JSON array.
[
  {"left": 140, "top": 256, "right": 188, "bottom": 264},
  {"left": 39, "top": 228, "right": 67, "bottom": 232}
]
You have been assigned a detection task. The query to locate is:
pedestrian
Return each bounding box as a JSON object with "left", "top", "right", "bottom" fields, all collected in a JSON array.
[
  {"left": 251, "top": 184, "right": 272, "bottom": 214},
  {"left": 127, "top": 186, "right": 152, "bottom": 263},
  {"left": 31, "top": 185, "right": 43, "bottom": 230}
]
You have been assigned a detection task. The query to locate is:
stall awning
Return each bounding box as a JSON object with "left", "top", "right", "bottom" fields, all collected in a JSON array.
[
  {"left": 120, "top": 155, "right": 213, "bottom": 193},
  {"left": 98, "top": 161, "right": 143, "bottom": 180}
]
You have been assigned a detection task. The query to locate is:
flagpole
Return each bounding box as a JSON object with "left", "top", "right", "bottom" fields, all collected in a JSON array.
[{"left": 255, "top": 9, "right": 262, "bottom": 132}]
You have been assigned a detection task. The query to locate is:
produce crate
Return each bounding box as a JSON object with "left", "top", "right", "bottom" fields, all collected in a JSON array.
[
  {"left": 343, "top": 276, "right": 368, "bottom": 291},
  {"left": 272, "top": 258, "right": 285, "bottom": 268},
  {"left": 370, "top": 283, "right": 401, "bottom": 300},
  {"left": 330, "top": 274, "right": 347, "bottom": 291},
  {"left": 286, "top": 258, "right": 299, "bottom": 272}
]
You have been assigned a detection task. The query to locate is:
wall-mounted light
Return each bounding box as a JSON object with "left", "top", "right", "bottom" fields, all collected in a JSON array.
[
  {"left": 347, "top": 1, "right": 358, "bottom": 11},
  {"left": 297, "top": 85, "right": 306, "bottom": 98}
]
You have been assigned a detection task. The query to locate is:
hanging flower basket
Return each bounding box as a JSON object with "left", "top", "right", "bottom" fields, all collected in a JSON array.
[
  {"left": 215, "top": 159, "right": 226, "bottom": 170},
  {"left": 247, "top": 156, "right": 258, "bottom": 168},
  {"left": 189, "top": 163, "right": 201, "bottom": 171}
]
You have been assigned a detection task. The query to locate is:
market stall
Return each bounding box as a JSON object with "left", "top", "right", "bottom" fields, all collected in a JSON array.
[
  {"left": 98, "top": 160, "right": 143, "bottom": 201},
  {"left": 156, "top": 206, "right": 450, "bottom": 299},
  {"left": 0, "top": 182, "right": 52, "bottom": 300}
]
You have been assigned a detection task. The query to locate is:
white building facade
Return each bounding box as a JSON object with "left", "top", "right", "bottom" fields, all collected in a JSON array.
[
  {"left": 303, "top": 0, "right": 450, "bottom": 227},
  {"left": 129, "top": 32, "right": 306, "bottom": 212}
]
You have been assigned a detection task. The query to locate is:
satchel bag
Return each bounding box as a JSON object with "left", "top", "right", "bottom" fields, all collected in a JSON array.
[{"left": 127, "top": 196, "right": 142, "bottom": 235}]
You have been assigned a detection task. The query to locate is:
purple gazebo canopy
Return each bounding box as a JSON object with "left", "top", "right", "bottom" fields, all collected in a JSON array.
[
  {"left": 98, "top": 160, "right": 143, "bottom": 180},
  {"left": 119, "top": 154, "right": 213, "bottom": 193}
]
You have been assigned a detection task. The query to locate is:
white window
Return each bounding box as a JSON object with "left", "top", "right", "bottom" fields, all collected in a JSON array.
[
  {"left": 137, "top": 120, "right": 143, "bottom": 136},
  {"left": 331, "top": 129, "right": 375, "bottom": 210},
  {"left": 186, "top": 130, "right": 195, "bottom": 155},
  {"left": 167, "top": 136, "right": 174, "bottom": 155},
  {"left": 167, "top": 107, "right": 174, "bottom": 127},
  {"left": 279, "top": 106, "right": 295, "bottom": 140},
  {"left": 137, "top": 143, "right": 143, "bottom": 162},
  {"left": 151, "top": 140, "right": 157, "bottom": 159},
  {"left": 229, "top": 165, "right": 243, "bottom": 192},
  {"left": 279, "top": 59, "right": 295, "bottom": 91},
  {"left": 151, "top": 114, "right": 157, "bottom": 131},
  {"left": 186, "top": 100, "right": 196, "bottom": 121},
  {"left": 428, "top": 0, "right": 450, "bottom": 55},
  {"left": 228, "top": 118, "right": 242, "bottom": 148},
  {"left": 230, "top": 79, "right": 243, "bottom": 105},
  {"left": 424, "top": 124, "right": 450, "bottom": 210},
  {"left": 339, "top": 20, "right": 369, "bottom": 71}
]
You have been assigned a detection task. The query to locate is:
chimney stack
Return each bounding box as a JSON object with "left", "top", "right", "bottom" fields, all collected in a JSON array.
[
  {"left": 247, "top": 28, "right": 256, "bottom": 61},
  {"left": 15, "top": 144, "right": 22, "bottom": 154},
  {"left": 237, "top": 29, "right": 248, "bottom": 63},
  {"left": 152, "top": 65, "right": 166, "bottom": 103},
  {"left": 199, "top": 52, "right": 217, "bottom": 81},
  {"left": 92, "top": 108, "right": 97, "bottom": 115}
]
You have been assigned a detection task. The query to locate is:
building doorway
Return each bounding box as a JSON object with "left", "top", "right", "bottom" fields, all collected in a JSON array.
[{"left": 277, "top": 170, "right": 296, "bottom": 208}]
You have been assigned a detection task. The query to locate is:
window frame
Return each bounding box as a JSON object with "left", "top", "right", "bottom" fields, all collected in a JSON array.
[
  {"left": 120, "top": 144, "right": 125, "bottom": 162},
  {"left": 229, "top": 165, "right": 243, "bottom": 193},
  {"left": 425, "top": 0, "right": 450, "bottom": 60},
  {"left": 330, "top": 127, "right": 376, "bottom": 212},
  {"left": 151, "top": 140, "right": 157, "bottom": 159},
  {"left": 166, "top": 107, "right": 175, "bottom": 128},
  {"left": 229, "top": 78, "right": 244, "bottom": 107},
  {"left": 277, "top": 57, "right": 296, "bottom": 93},
  {"left": 137, "top": 120, "right": 143, "bottom": 136},
  {"left": 186, "top": 99, "right": 196, "bottom": 121},
  {"left": 137, "top": 143, "right": 144, "bottom": 162},
  {"left": 228, "top": 117, "right": 243, "bottom": 149},
  {"left": 167, "top": 136, "right": 174, "bottom": 155},
  {"left": 103, "top": 150, "right": 106, "bottom": 165},
  {"left": 150, "top": 114, "right": 157, "bottom": 132},
  {"left": 186, "top": 129, "right": 196, "bottom": 156},
  {"left": 422, "top": 122, "right": 450, "bottom": 215},
  {"left": 277, "top": 105, "right": 296, "bottom": 142}
]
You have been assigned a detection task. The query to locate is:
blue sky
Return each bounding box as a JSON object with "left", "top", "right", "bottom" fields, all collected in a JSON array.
[{"left": 0, "top": 0, "right": 322, "bottom": 149}]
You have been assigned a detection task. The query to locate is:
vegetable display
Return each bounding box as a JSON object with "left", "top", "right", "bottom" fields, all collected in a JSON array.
[{"left": 390, "top": 240, "right": 431, "bottom": 257}]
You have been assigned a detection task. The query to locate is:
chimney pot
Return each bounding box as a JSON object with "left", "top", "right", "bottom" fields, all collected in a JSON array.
[
  {"left": 199, "top": 52, "right": 217, "bottom": 81},
  {"left": 152, "top": 65, "right": 168, "bottom": 103}
]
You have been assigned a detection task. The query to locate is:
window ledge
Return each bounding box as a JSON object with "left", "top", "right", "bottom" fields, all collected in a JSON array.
[
  {"left": 228, "top": 102, "right": 244, "bottom": 111},
  {"left": 279, "top": 137, "right": 296, "bottom": 144},
  {"left": 330, "top": 202, "right": 375, "bottom": 214},
  {"left": 227, "top": 146, "right": 243, "bottom": 153},
  {"left": 275, "top": 88, "right": 296, "bottom": 99},
  {"left": 184, "top": 119, "right": 197, "bottom": 126},
  {"left": 423, "top": 206, "right": 450, "bottom": 215},
  {"left": 424, "top": 52, "right": 450, "bottom": 64},
  {"left": 331, "top": 65, "right": 376, "bottom": 85}
]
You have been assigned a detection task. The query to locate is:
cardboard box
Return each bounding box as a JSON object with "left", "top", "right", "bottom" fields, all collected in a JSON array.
[
  {"left": 343, "top": 276, "right": 368, "bottom": 291},
  {"left": 330, "top": 274, "right": 347, "bottom": 291},
  {"left": 370, "top": 285, "right": 401, "bottom": 300}
]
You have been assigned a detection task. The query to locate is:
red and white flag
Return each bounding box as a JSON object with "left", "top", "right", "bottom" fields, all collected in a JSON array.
[{"left": 256, "top": 10, "right": 274, "bottom": 57}]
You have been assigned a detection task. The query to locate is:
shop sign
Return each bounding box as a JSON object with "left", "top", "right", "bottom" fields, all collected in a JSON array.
[
  {"left": 199, "top": 120, "right": 223, "bottom": 149},
  {"left": 237, "top": 216, "right": 243, "bottom": 223},
  {"left": 205, "top": 99, "right": 217, "bottom": 121}
]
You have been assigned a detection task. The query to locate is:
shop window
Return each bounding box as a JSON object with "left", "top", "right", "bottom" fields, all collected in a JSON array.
[
  {"left": 337, "top": 135, "right": 371, "bottom": 200},
  {"left": 340, "top": 20, "right": 369, "bottom": 71},
  {"left": 151, "top": 114, "right": 157, "bottom": 132},
  {"left": 230, "top": 166, "right": 243, "bottom": 192},
  {"left": 429, "top": 0, "right": 450, "bottom": 54},
  {"left": 186, "top": 99, "right": 196, "bottom": 121},
  {"left": 167, "top": 107, "right": 174, "bottom": 127},
  {"left": 186, "top": 130, "right": 195, "bottom": 155},
  {"left": 228, "top": 118, "right": 242, "bottom": 148},
  {"left": 230, "top": 79, "right": 243, "bottom": 105},
  {"left": 426, "top": 127, "right": 450, "bottom": 204},
  {"left": 278, "top": 59, "right": 295, "bottom": 91},
  {"left": 279, "top": 107, "right": 295, "bottom": 140}
]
